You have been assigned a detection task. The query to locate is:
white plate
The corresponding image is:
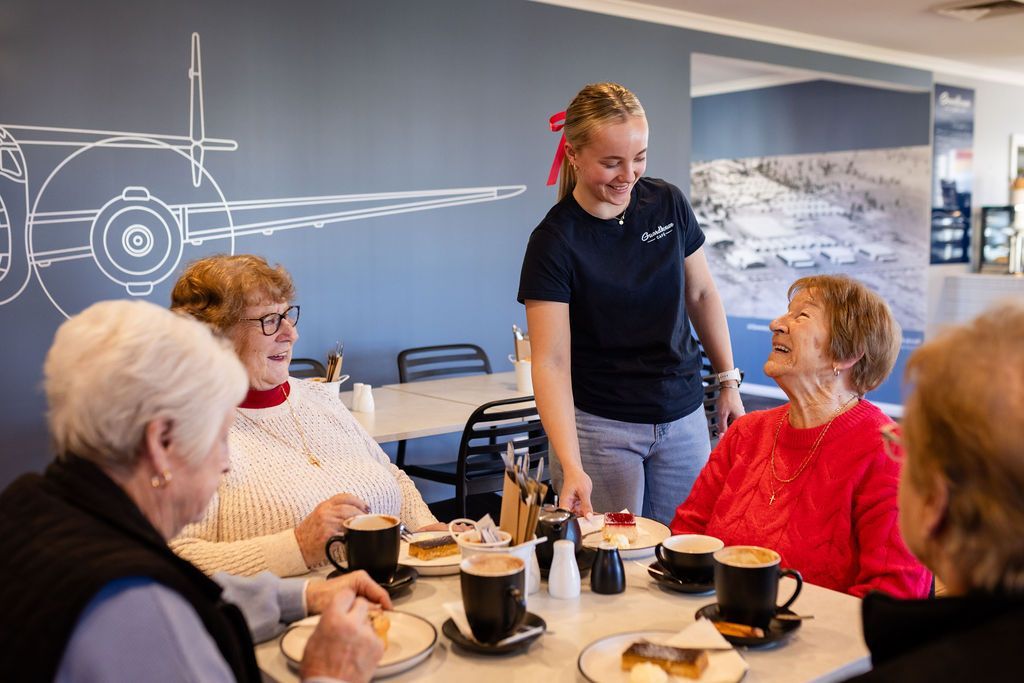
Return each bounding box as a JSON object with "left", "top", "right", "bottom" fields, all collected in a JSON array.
[
  {"left": 582, "top": 516, "right": 671, "bottom": 559},
  {"left": 399, "top": 531, "right": 461, "bottom": 575},
  {"left": 578, "top": 630, "right": 746, "bottom": 683},
  {"left": 281, "top": 610, "right": 437, "bottom": 678}
]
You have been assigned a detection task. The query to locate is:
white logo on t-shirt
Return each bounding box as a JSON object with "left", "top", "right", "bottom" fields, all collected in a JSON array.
[{"left": 642, "top": 223, "right": 674, "bottom": 242}]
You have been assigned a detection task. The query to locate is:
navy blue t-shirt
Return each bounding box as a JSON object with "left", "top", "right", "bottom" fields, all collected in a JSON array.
[{"left": 517, "top": 178, "right": 706, "bottom": 424}]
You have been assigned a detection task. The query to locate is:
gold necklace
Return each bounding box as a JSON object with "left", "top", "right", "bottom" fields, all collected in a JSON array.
[
  {"left": 767, "top": 394, "right": 860, "bottom": 505},
  {"left": 235, "top": 388, "right": 322, "bottom": 468},
  {"left": 615, "top": 208, "right": 626, "bottom": 226}
]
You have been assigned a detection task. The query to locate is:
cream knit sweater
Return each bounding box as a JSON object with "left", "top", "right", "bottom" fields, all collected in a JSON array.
[{"left": 171, "top": 380, "right": 437, "bottom": 577}]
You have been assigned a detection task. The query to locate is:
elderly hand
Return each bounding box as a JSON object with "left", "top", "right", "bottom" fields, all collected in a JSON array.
[
  {"left": 299, "top": 590, "right": 384, "bottom": 683},
  {"left": 559, "top": 468, "right": 594, "bottom": 517},
  {"left": 295, "top": 493, "right": 370, "bottom": 568},
  {"left": 716, "top": 386, "right": 745, "bottom": 436},
  {"left": 306, "top": 570, "right": 392, "bottom": 615}
]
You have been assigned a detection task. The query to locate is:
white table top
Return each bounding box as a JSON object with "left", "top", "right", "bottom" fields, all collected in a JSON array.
[
  {"left": 340, "top": 387, "right": 476, "bottom": 443},
  {"left": 256, "top": 559, "right": 869, "bottom": 683},
  {"left": 385, "top": 371, "right": 527, "bottom": 407},
  {"left": 340, "top": 372, "right": 530, "bottom": 444}
]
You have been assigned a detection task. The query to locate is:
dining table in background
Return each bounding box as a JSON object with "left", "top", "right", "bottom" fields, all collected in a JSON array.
[
  {"left": 255, "top": 559, "right": 870, "bottom": 683},
  {"left": 340, "top": 371, "right": 530, "bottom": 443}
]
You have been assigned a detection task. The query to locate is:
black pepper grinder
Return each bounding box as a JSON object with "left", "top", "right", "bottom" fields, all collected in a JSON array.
[{"left": 590, "top": 541, "right": 626, "bottom": 594}]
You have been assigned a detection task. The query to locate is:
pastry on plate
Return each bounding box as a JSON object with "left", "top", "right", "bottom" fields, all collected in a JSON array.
[
  {"left": 369, "top": 608, "right": 390, "bottom": 648},
  {"left": 408, "top": 534, "right": 458, "bottom": 560},
  {"left": 621, "top": 640, "right": 708, "bottom": 679}
]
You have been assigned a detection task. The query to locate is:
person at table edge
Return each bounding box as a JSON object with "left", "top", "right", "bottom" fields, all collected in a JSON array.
[
  {"left": 846, "top": 302, "right": 1024, "bottom": 681},
  {"left": 0, "top": 300, "right": 389, "bottom": 683},
  {"left": 672, "top": 275, "right": 931, "bottom": 598}
]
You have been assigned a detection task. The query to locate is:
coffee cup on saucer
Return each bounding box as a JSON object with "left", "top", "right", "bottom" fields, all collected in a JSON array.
[
  {"left": 655, "top": 534, "right": 723, "bottom": 584},
  {"left": 713, "top": 545, "right": 803, "bottom": 629},
  {"left": 325, "top": 513, "right": 401, "bottom": 584},
  {"left": 460, "top": 554, "right": 527, "bottom": 645}
]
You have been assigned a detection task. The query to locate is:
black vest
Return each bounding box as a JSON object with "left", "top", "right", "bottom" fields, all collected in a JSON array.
[{"left": 0, "top": 457, "right": 261, "bottom": 682}]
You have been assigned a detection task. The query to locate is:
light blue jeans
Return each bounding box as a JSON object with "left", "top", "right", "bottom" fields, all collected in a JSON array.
[{"left": 550, "top": 405, "right": 711, "bottom": 525}]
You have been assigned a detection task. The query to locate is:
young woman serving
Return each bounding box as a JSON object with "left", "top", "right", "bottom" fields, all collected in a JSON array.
[{"left": 518, "top": 82, "right": 743, "bottom": 523}]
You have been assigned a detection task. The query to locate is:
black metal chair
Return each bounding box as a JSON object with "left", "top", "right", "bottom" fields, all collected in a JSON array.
[
  {"left": 395, "top": 344, "right": 492, "bottom": 469},
  {"left": 397, "top": 343, "right": 492, "bottom": 383},
  {"left": 289, "top": 357, "right": 327, "bottom": 379},
  {"left": 403, "top": 396, "right": 548, "bottom": 520}
]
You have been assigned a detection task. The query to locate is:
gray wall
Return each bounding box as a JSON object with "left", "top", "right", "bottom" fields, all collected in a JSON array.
[{"left": 0, "top": 0, "right": 931, "bottom": 487}]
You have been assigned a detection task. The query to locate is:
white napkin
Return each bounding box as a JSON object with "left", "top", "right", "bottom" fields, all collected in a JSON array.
[
  {"left": 578, "top": 513, "right": 604, "bottom": 537},
  {"left": 664, "top": 619, "right": 749, "bottom": 683},
  {"left": 442, "top": 601, "right": 543, "bottom": 647}
]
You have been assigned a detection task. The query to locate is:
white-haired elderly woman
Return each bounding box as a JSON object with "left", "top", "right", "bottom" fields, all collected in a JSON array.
[
  {"left": 169, "top": 254, "right": 442, "bottom": 578},
  {"left": 846, "top": 302, "right": 1024, "bottom": 681},
  {"left": 0, "top": 300, "right": 390, "bottom": 683}
]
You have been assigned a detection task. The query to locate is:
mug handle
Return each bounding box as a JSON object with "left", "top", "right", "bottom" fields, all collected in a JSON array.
[
  {"left": 503, "top": 585, "right": 528, "bottom": 634},
  {"left": 325, "top": 534, "right": 350, "bottom": 573},
  {"left": 448, "top": 517, "right": 477, "bottom": 542},
  {"left": 654, "top": 543, "right": 670, "bottom": 568},
  {"left": 777, "top": 567, "right": 803, "bottom": 612}
]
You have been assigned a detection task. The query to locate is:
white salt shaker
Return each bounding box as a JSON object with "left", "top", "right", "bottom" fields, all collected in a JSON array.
[{"left": 547, "top": 539, "right": 580, "bottom": 599}]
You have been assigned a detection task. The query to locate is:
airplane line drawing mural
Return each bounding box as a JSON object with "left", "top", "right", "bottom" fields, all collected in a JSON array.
[{"left": 0, "top": 33, "right": 526, "bottom": 317}]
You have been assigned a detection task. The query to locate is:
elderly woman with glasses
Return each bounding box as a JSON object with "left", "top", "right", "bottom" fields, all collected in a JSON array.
[
  {"left": 169, "top": 254, "right": 441, "bottom": 578},
  {"left": 845, "top": 302, "right": 1024, "bottom": 681},
  {"left": 0, "top": 300, "right": 389, "bottom": 683},
  {"left": 671, "top": 275, "right": 930, "bottom": 598}
]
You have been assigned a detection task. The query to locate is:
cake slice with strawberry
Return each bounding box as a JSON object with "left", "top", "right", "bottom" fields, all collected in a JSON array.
[{"left": 602, "top": 512, "right": 638, "bottom": 544}]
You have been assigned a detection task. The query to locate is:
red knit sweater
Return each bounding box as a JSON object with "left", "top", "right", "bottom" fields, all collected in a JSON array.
[{"left": 671, "top": 401, "right": 932, "bottom": 599}]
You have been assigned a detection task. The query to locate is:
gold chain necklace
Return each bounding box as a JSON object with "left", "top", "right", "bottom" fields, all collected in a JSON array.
[
  {"left": 235, "top": 388, "right": 322, "bottom": 468},
  {"left": 767, "top": 394, "right": 860, "bottom": 505},
  {"left": 615, "top": 208, "right": 626, "bottom": 226}
]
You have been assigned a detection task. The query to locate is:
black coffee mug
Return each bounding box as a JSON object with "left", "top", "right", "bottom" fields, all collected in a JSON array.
[
  {"left": 655, "top": 534, "right": 724, "bottom": 584},
  {"left": 325, "top": 513, "right": 400, "bottom": 584},
  {"left": 713, "top": 545, "right": 802, "bottom": 629},
  {"left": 460, "top": 554, "right": 527, "bottom": 645}
]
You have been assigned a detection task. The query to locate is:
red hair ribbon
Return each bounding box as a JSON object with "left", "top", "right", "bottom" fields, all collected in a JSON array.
[{"left": 546, "top": 111, "right": 567, "bottom": 186}]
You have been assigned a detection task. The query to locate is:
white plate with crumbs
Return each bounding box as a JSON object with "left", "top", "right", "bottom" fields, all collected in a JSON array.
[
  {"left": 582, "top": 516, "right": 671, "bottom": 559},
  {"left": 281, "top": 611, "right": 437, "bottom": 678},
  {"left": 578, "top": 630, "right": 746, "bottom": 683},
  {"left": 398, "top": 531, "right": 461, "bottom": 576}
]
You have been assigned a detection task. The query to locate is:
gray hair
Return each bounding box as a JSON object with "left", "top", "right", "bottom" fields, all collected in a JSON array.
[{"left": 44, "top": 300, "right": 248, "bottom": 470}]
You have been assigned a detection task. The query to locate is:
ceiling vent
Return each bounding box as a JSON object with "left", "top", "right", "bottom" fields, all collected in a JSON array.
[{"left": 933, "top": 0, "right": 1024, "bottom": 21}]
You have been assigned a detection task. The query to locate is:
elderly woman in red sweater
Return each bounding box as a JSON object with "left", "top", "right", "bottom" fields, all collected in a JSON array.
[{"left": 671, "top": 275, "right": 931, "bottom": 598}]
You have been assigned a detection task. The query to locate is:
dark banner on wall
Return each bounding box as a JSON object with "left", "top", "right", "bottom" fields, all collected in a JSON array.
[{"left": 931, "top": 84, "right": 975, "bottom": 264}]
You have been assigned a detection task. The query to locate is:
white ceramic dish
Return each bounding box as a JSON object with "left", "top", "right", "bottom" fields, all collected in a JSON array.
[
  {"left": 398, "top": 531, "right": 462, "bottom": 576},
  {"left": 578, "top": 630, "right": 746, "bottom": 683},
  {"left": 281, "top": 610, "right": 437, "bottom": 679},
  {"left": 582, "top": 516, "right": 671, "bottom": 559}
]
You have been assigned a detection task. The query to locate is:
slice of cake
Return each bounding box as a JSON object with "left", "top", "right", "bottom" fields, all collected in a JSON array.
[
  {"left": 369, "top": 608, "right": 390, "bottom": 648},
  {"left": 602, "top": 512, "right": 638, "bottom": 544},
  {"left": 621, "top": 641, "right": 708, "bottom": 679},
  {"left": 408, "top": 534, "right": 459, "bottom": 560},
  {"left": 712, "top": 620, "right": 765, "bottom": 639}
]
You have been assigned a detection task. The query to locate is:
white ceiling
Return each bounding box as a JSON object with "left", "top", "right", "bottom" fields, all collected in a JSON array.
[
  {"left": 635, "top": 0, "right": 1024, "bottom": 73},
  {"left": 537, "top": 0, "right": 1024, "bottom": 85}
]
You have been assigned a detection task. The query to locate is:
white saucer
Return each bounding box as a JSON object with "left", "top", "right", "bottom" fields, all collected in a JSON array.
[
  {"left": 582, "top": 516, "right": 671, "bottom": 559},
  {"left": 399, "top": 531, "right": 461, "bottom": 576},
  {"left": 281, "top": 610, "right": 437, "bottom": 678}
]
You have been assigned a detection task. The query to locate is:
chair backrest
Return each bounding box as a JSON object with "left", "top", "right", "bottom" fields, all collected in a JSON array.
[
  {"left": 397, "top": 344, "right": 492, "bottom": 383},
  {"left": 289, "top": 357, "right": 327, "bottom": 379},
  {"left": 697, "top": 339, "right": 721, "bottom": 438},
  {"left": 456, "top": 396, "right": 548, "bottom": 482}
]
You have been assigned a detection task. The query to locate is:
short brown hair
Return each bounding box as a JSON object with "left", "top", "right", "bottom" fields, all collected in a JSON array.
[
  {"left": 787, "top": 275, "right": 900, "bottom": 394},
  {"left": 558, "top": 82, "right": 645, "bottom": 202},
  {"left": 170, "top": 254, "right": 295, "bottom": 332},
  {"left": 903, "top": 302, "right": 1024, "bottom": 592}
]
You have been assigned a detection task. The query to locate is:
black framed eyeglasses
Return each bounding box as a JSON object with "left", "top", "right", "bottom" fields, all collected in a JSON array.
[{"left": 243, "top": 305, "right": 300, "bottom": 336}]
